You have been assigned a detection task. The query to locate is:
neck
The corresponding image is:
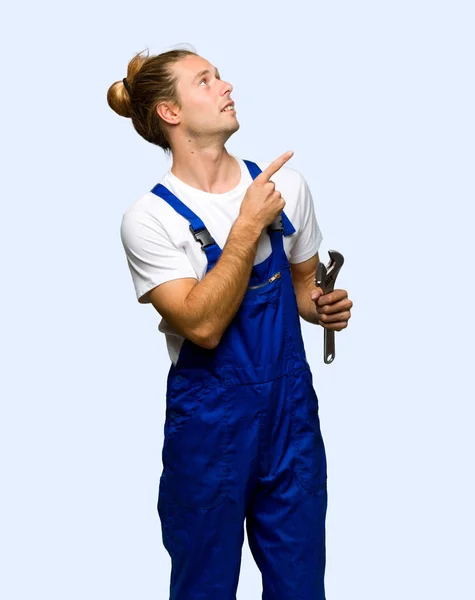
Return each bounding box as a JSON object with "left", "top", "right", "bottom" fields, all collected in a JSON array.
[{"left": 170, "top": 145, "right": 240, "bottom": 194}]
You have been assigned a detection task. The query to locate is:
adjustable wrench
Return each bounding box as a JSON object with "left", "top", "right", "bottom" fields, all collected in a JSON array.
[{"left": 314, "top": 250, "right": 345, "bottom": 364}]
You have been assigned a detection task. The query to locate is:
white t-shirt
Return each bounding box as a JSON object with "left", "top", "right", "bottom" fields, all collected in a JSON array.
[{"left": 120, "top": 154, "right": 323, "bottom": 366}]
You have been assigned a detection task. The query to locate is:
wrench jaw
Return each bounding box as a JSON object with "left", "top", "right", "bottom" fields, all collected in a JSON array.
[
  {"left": 314, "top": 250, "right": 344, "bottom": 294},
  {"left": 324, "top": 250, "right": 344, "bottom": 293},
  {"left": 328, "top": 249, "right": 344, "bottom": 269}
]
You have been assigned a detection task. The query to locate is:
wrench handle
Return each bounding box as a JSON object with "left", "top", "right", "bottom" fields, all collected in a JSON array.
[{"left": 324, "top": 328, "right": 336, "bottom": 364}]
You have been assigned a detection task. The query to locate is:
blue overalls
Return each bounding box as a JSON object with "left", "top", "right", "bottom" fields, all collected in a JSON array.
[{"left": 151, "top": 160, "right": 328, "bottom": 600}]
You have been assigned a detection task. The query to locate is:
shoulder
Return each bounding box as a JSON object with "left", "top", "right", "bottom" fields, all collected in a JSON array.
[
  {"left": 121, "top": 194, "right": 158, "bottom": 232},
  {"left": 120, "top": 192, "right": 176, "bottom": 252},
  {"left": 120, "top": 188, "right": 187, "bottom": 234}
]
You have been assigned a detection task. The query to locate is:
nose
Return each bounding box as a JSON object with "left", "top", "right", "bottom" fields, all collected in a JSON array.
[{"left": 221, "top": 78, "right": 233, "bottom": 96}]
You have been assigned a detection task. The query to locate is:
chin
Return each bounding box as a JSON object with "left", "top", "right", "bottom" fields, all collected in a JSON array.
[
  {"left": 228, "top": 119, "right": 240, "bottom": 133},
  {"left": 216, "top": 119, "right": 239, "bottom": 142},
  {"left": 223, "top": 124, "right": 239, "bottom": 143}
]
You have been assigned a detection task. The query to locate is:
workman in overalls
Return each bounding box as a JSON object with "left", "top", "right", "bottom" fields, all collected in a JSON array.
[{"left": 113, "top": 47, "right": 353, "bottom": 599}]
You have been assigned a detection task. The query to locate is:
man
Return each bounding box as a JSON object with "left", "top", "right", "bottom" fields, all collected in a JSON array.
[{"left": 118, "top": 49, "right": 353, "bottom": 599}]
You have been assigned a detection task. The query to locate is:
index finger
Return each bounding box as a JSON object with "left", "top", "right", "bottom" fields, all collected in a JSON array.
[{"left": 256, "top": 151, "right": 294, "bottom": 182}]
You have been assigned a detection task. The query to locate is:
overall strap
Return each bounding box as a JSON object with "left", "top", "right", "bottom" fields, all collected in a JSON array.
[{"left": 150, "top": 183, "right": 222, "bottom": 270}]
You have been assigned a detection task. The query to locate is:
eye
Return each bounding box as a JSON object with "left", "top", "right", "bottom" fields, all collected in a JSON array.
[{"left": 199, "top": 78, "right": 208, "bottom": 86}]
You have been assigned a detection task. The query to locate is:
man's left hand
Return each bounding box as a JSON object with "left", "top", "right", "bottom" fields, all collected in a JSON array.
[{"left": 310, "top": 288, "right": 353, "bottom": 330}]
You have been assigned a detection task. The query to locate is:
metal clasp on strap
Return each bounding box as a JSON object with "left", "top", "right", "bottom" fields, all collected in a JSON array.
[
  {"left": 267, "top": 216, "right": 284, "bottom": 231},
  {"left": 189, "top": 224, "right": 215, "bottom": 251}
]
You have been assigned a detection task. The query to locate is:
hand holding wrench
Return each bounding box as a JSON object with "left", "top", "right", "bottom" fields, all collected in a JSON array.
[{"left": 314, "top": 250, "right": 345, "bottom": 364}]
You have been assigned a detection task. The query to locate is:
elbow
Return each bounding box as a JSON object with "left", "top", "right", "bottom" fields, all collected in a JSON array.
[
  {"left": 201, "top": 336, "right": 220, "bottom": 350},
  {"left": 189, "top": 325, "right": 221, "bottom": 350}
]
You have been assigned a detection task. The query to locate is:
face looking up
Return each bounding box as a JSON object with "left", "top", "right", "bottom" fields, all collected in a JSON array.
[{"left": 158, "top": 54, "right": 240, "bottom": 148}]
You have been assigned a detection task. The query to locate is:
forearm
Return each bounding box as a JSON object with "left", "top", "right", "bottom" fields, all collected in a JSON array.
[
  {"left": 184, "top": 216, "right": 262, "bottom": 347},
  {"left": 294, "top": 277, "right": 321, "bottom": 325}
]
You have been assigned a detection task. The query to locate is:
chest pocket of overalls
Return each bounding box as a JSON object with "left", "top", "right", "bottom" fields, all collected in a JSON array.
[{"left": 241, "top": 269, "right": 283, "bottom": 307}]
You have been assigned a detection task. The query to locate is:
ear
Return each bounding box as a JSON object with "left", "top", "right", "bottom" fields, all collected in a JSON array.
[{"left": 156, "top": 102, "right": 181, "bottom": 125}]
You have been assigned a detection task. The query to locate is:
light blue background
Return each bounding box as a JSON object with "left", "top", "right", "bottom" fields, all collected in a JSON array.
[{"left": 1, "top": 1, "right": 474, "bottom": 598}]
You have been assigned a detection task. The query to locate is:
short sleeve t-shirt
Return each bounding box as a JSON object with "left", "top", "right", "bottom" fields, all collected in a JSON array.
[{"left": 120, "top": 154, "right": 323, "bottom": 365}]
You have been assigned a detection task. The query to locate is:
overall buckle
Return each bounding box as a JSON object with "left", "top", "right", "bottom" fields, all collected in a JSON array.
[
  {"left": 267, "top": 216, "right": 284, "bottom": 231},
  {"left": 190, "top": 225, "right": 215, "bottom": 251}
]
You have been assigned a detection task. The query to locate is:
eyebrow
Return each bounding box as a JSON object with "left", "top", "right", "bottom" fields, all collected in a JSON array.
[{"left": 192, "top": 67, "right": 220, "bottom": 83}]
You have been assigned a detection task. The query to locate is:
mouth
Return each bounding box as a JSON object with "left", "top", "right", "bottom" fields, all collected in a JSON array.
[{"left": 221, "top": 103, "right": 236, "bottom": 113}]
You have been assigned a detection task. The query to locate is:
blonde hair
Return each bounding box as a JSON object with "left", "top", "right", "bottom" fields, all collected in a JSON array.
[{"left": 107, "top": 45, "right": 198, "bottom": 154}]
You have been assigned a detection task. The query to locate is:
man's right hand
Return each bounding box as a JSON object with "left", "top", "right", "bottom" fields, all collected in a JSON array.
[{"left": 239, "top": 151, "right": 294, "bottom": 231}]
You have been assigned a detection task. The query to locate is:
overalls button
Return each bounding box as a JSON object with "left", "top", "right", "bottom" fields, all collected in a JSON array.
[{"left": 175, "top": 375, "right": 183, "bottom": 383}]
